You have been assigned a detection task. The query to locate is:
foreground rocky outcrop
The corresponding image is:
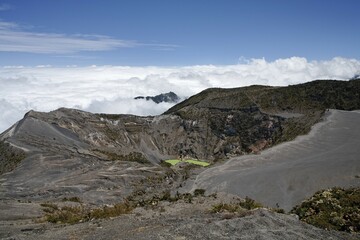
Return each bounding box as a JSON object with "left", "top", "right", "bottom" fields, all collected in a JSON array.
[{"left": 1, "top": 193, "right": 357, "bottom": 240}]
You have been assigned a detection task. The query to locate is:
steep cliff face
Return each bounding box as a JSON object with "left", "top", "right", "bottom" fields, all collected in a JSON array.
[
  {"left": 0, "top": 105, "right": 282, "bottom": 168},
  {"left": 165, "top": 79, "right": 360, "bottom": 156}
]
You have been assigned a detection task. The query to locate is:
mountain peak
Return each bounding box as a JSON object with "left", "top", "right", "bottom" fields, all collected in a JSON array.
[{"left": 135, "top": 91, "right": 180, "bottom": 104}]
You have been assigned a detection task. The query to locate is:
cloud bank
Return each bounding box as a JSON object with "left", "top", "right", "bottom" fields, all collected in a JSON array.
[{"left": 0, "top": 57, "right": 359, "bottom": 133}]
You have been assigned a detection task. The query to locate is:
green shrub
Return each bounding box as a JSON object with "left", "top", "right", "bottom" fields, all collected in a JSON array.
[
  {"left": 239, "top": 196, "right": 263, "bottom": 210},
  {"left": 41, "top": 203, "right": 87, "bottom": 224},
  {"left": 46, "top": 206, "right": 86, "bottom": 224},
  {"left": 90, "top": 203, "right": 133, "bottom": 219},
  {"left": 291, "top": 187, "right": 360, "bottom": 232},
  {"left": 271, "top": 208, "right": 286, "bottom": 214},
  {"left": 193, "top": 189, "right": 206, "bottom": 197},
  {"left": 211, "top": 203, "right": 240, "bottom": 213}
]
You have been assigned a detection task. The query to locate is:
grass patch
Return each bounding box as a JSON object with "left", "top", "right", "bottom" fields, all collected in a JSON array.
[
  {"left": 164, "top": 159, "right": 210, "bottom": 167},
  {"left": 165, "top": 159, "right": 181, "bottom": 166},
  {"left": 185, "top": 159, "right": 210, "bottom": 167}
]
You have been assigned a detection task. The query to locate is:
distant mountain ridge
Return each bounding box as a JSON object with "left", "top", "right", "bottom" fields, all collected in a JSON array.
[{"left": 134, "top": 91, "right": 180, "bottom": 103}]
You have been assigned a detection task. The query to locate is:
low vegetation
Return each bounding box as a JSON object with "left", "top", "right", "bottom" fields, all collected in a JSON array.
[
  {"left": 211, "top": 196, "right": 263, "bottom": 213},
  {"left": 193, "top": 188, "right": 206, "bottom": 197},
  {"left": 291, "top": 187, "right": 360, "bottom": 233},
  {"left": 43, "top": 205, "right": 86, "bottom": 224},
  {"left": 0, "top": 140, "right": 26, "bottom": 175},
  {"left": 41, "top": 189, "right": 209, "bottom": 224},
  {"left": 41, "top": 201, "right": 133, "bottom": 224},
  {"left": 89, "top": 202, "right": 133, "bottom": 219},
  {"left": 165, "top": 159, "right": 181, "bottom": 165},
  {"left": 185, "top": 159, "right": 210, "bottom": 166},
  {"left": 41, "top": 188, "right": 211, "bottom": 225}
]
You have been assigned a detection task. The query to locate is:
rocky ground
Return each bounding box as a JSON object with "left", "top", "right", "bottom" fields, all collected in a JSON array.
[{"left": 1, "top": 193, "right": 357, "bottom": 240}]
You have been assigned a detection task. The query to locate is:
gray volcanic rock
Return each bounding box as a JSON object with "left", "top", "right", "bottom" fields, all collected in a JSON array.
[
  {"left": 0, "top": 109, "right": 175, "bottom": 205},
  {"left": 134, "top": 91, "right": 180, "bottom": 103}
]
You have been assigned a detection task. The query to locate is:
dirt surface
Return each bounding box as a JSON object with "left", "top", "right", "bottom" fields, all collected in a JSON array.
[{"left": 182, "top": 110, "right": 360, "bottom": 211}]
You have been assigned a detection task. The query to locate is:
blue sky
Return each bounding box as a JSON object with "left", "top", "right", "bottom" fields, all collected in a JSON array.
[
  {"left": 1, "top": 1, "right": 360, "bottom": 132},
  {"left": 0, "top": 0, "right": 359, "bottom": 66}
]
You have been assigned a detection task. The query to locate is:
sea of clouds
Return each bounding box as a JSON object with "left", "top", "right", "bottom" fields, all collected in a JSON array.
[{"left": 0, "top": 56, "right": 359, "bottom": 133}]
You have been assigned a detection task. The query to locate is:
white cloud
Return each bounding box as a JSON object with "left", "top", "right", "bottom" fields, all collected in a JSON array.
[
  {"left": 0, "top": 21, "right": 17, "bottom": 29},
  {"left": 0, "top": 56, "right": 359, "bottom": 133},
  {"left": 0, "top": 99, "right": 23, "bottom": 133},
  {"left": 0, "top": 26, "right": 135, "bottom": 54},
  {"left": 86, "top": 98, "right": 174, "bottom": 116},
  {"left": 0, "top": 21, "right": 176, "bottom": 54}
]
